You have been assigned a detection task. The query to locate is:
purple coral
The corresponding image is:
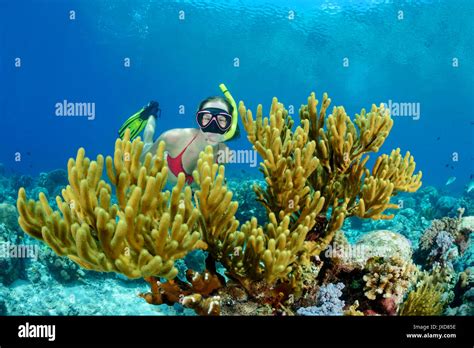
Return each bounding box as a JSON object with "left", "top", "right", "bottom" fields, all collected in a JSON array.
[
  {"left": 296, "top": 283, "right": 345, "bottom": 316},
  {"left": 429, "top": 230, "right": 458, "bottom": 265}
]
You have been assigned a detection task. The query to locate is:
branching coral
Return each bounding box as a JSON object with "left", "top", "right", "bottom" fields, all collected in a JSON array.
[
  {"left": 419, "top": 216, "right": 471, "bottom": 258},
  {"left": 240, "top": 98, "right": 335, "bottom": 257},
  {"left": 140, "top": 269, "right": 223, "bottom": 315},
  {"left": 17, "top": 129, "right": 202, "bottom": 279},
  {"left": 304, "top": 95, "right": 421, "bottom": 229},
  {"left": 399, "top": 272, "right": 447, "bottom": 316},
  {"left": 193, "top": 147, "right": 318, "bottom": 285},
  {"left": 416, "top": 216, "right": 471, "bottom": 297},
  {"left": 240, "top": 92, "right": 422, "bottom": 257},
  {"left": 363, "top": 256, "right": 418, "bottom": 301},
  {"left": 15, "top": 89, "right": 424, "bottom": 316}
]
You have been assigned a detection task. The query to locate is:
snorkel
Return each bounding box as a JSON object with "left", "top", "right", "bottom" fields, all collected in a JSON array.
[{"left": 219, "top": 83, "right": 239, "bottom": 141}]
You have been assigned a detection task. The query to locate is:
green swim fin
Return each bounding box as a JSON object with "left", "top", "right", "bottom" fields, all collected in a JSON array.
[{"left": 118, "top": 101, "right": 161, "bottom": 140}]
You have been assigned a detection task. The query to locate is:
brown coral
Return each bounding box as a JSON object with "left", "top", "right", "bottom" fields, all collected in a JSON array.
[
  {"left": 420, "top": 217, "right": 460, "bottom": 251},
  {"left": 140, "top": 269, "right": 224, "bottom": 316},
  {"left": 363, "top": 256, "right": 418, "bottom": 302}
]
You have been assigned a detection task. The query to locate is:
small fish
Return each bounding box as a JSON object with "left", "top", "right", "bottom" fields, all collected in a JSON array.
[
  {"left": 445, "top": 164, "right": 449, "bottom": 168},
  {"left": 445, "top": 176, "right": 456, "bottom": 186},
  {"left": 467, "top": 180, "right": 474, "bottom": 193},
  {"left": 436, "top": 136, "right": 440, "bottom": 141}
]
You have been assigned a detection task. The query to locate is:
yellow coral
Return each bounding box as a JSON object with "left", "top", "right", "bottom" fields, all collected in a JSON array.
[
  {"left": 239, "top": 99, "right": 323, "bottom": 224},
  {"left": 194, "top": 147, "right": 317, "bottom": 284},
  {"left": 301, "top": 93, "right": 421, "bottom": 221},
  {"left": 240, "top": 92, "right": 422, "bottom": 256},
  {"left": 239, "top": 98, "right": 341, "bottom": 258},
  {"left": 17, "top": 129, "right": 201, "bottom": 279},
  {"left": 399, "top": 273, "right": 446, "bottom": 316},
  {"left": 344, "top": 300, "right": 364, "bottom": 316},
  {"left": 15, "top": 88, "right": 424, "bottom": 313}
]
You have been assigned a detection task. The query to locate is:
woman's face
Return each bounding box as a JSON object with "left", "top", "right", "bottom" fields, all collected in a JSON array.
[
  {"left": 200, "top": 113, "right": 229, "bottom": 129},
  {"left": 199, "top": 100, "right": 230, "bottom": 144}
]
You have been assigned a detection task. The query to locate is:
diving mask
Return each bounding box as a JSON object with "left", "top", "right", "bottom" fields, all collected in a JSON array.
[{"left": 196, "top": 107, "right": 232, "bottom": 134}]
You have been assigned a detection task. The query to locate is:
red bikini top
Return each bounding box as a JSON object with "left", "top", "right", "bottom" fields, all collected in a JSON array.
[{"left": 166, "top": 133, "right": 198, "bottom": 184}]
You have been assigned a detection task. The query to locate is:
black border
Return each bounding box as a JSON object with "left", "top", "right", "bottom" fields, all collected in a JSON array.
[{"left": 0, "top": 316, "right": 472, "bottom": 346}]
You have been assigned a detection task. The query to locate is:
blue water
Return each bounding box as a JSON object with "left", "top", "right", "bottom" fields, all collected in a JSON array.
[
  {"left": 1, "top": 0, "right": 473, "bottom": 190},
  {"left": 0, "top": 0, "right": 473, "bottom": 318}
]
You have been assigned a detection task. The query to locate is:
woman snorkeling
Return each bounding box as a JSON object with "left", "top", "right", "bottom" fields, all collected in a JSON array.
[{"left": 118, "top": 84, "right": 239, "bottom": 186}]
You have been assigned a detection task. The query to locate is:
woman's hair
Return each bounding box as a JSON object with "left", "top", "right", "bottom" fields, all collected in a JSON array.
[{"left": 197, "top": 96, "right": 234, "bottom": 115}]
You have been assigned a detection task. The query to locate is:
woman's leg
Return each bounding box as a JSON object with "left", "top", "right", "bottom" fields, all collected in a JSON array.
[
  {"left": 139, "top": 115, "right": 158, "bottom": 163},
  {"left": 142, "top": 115, "right": 156, "bottom": 154},
  {"left": 143, "top": 115, "right": 156, "bottom": 143}
]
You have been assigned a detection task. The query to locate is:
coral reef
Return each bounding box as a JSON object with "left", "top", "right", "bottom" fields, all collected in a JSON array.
[
  {"left": 428, "top": 231, "right": 458, "bottom": 265},
  {"left": 446, "top": 288, "right": 474, "bottom": 315},
  {"left": 403, "top": 215, "right": 473, "bottom": 316},
  {"left": 227, "top": 179, "right": 267, "bottom": 224},
  {"left": 36, "top": 246, "right": 86, "bottom": 282},
  {"left": 0, "top": 223, "right": 24, "bottom": 285},
  {"left": 344, "top": 300, "right": 364, "bottom": 316},
  {"left": 193, "top": 146, "right": 319, "bottom": 286},
  {"left": 296, "top": 282, "right": 345, "bottom": 316},
  {"left": 323, "top": 230, "right": 413, "bottom": 277},
  {"left": 318, "top": 229, "right": 418, "bottom": 315},
  {"left": 10, "top": 174, "right": 35, "bottom": 192},
  {"left": 351, "top": 230, "right": 413, "bottom": 266},
  {"left": 37, "top": 169, "right": 68, "bottom": 197},
  {"left": 174, "top": 249, "right": 207, "bottom": 282},
  {"left": 139, "top": 269, "right": 223, "bottom": 315},
  {"left": 418, "top": 216, "right": 471, "bottom": 259},
  {"left": 446, "top": 267, "right": 474, "bottom": 315},
  {"left": 239, "top": 92, "right": 421, "bottom": 259},
  {"left": 0, "top": 202, "right": 19, "bottom": 231},
  {"left": 399, "top": 272, "right": 447, "bottom": 316},
  {"left": 352, "top": 231, "right": 419, "bottom": 308},
  {"left": 0, "top": 219, "right": 86, "bottom": 285},
  {"left": 362, "top": 256, "right": 418, "bottom": 302},
  {"left": 0, "top": 172, "right": 17, "bottom": 204},
  {"left": 415, "top": 215, "right": 472, "bottom": 294},
  {"left": 14, "top": 90, "right": 429, "bottom": 316},
  {"left": 435, "top": 196, "right": 458, "bottom": 217},
  {"left": 17, "top": 129, "right": 203, "bottom": 279}
]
